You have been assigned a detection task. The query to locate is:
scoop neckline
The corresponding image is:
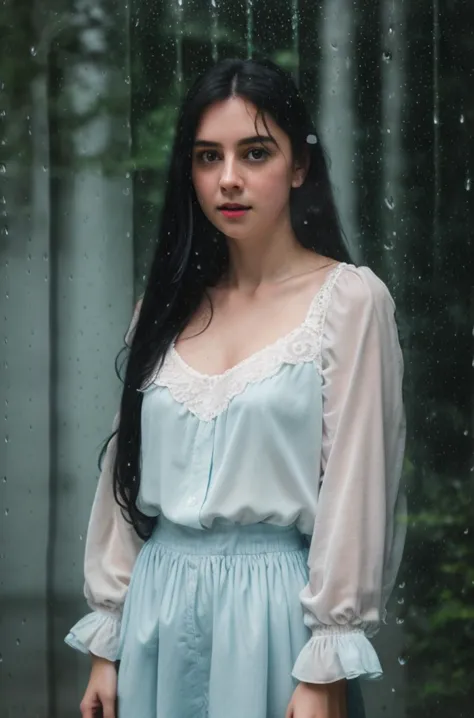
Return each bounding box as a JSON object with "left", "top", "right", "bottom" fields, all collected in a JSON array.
[{"left": 170, "top": 262, "right": 347, "bottom": 381}]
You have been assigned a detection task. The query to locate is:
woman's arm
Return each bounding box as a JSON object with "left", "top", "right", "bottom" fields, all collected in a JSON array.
[
  {"left": 292, "top": 265, "right": 406, "bottom": 686},
  {"left": 65, "top": 300, "right": 144, "bottom": 662}
]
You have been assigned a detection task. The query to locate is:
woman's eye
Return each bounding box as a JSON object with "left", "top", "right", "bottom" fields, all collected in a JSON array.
[
  {"left": 195, "top": 148, "right": 269, "bottom": 164},
  {"left": 198, "top": 150, "right": 219, "bottom": 163},
  {"left": 247, "top": 148, "right": 269, "bottom": 161}
]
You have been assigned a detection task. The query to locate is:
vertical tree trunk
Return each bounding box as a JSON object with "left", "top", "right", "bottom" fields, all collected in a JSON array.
[
  {"left": 318, "top": 0, "right": 360, "bottom": 261},
  {"left": 47, "top": 0, "right": 134, "bottom": 713},
  {"left": 0, "top": 0, "right": 52, "bottom": 714}
]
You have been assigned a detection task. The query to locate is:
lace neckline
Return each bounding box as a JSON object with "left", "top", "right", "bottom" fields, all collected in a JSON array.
[
  {"left": 141, "top": 261, "right": 348, "bottom": 421},
  {"left": 171, "top": 262, "right": 347, "bottom": 381}
]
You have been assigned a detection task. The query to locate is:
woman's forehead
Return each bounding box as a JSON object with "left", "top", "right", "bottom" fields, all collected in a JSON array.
[{"left": 195, "top": 97, "right": 282, "bottom": 145}]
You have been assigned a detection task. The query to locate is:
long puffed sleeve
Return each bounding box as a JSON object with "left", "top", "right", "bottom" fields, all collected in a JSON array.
[
  {"left": 291, "top": 265, "right": 407, "bottom": 684},
  {"left": 65, "top": 301, "right": 144, "bottom": 661}
]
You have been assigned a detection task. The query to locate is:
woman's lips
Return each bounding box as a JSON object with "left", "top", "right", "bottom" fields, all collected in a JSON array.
[{"left": 218, "top": 207, "right": 251, "bottom": 219}]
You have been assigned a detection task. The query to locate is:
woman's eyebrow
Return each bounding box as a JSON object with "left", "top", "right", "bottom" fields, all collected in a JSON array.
[{"left": 193, "top": 135, "right": 277, "bottom": 148}]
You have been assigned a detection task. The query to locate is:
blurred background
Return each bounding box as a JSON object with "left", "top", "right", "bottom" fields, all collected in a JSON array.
[{"left": 0, "top": 0, "right": 473, "bottom": 716}]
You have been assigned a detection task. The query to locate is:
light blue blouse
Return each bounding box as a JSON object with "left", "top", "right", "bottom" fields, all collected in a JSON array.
[{"left": 65, "top": 262, "right": 407, "bottom": 684}]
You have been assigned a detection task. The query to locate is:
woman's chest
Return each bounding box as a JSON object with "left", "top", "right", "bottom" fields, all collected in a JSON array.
[
  {"left": 173, "top": 279, "right": 327, "bottom": 377},
  {"left": 142, "top": 355, "right": 324, "bottom": 425}
]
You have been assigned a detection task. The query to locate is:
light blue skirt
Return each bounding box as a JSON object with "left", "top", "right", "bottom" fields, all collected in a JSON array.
[{"left": 117, "top": 516, "right": 365, "bottom": 718}]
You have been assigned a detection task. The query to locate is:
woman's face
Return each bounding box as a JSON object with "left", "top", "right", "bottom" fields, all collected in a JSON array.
[{"left": 191, "top": 96, "right": 306, "bottom": 242}]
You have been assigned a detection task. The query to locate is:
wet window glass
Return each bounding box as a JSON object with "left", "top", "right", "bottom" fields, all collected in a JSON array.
[{"left": 1, "top": 1, "right": 473, "bottom": 717}]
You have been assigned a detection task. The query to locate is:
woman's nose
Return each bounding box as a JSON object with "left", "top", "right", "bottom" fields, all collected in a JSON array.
[{"left": 219, "top": 158, "right": 243, "bottom": 191}]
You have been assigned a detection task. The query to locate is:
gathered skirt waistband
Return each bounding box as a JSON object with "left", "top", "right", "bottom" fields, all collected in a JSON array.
[{"left": 149, "top": 515, "right": 308, "bottom": 555}]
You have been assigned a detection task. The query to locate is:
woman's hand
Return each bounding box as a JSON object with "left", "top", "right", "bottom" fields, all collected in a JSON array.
[
  {"left": 285, "top": 679, "right": 347, "bottom": 718},
  {"left": 80, "top": 654, "right": 118, "bottom": 718}
]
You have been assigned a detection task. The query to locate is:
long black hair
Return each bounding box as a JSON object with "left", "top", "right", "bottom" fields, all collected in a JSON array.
[{"left": 107, "top": 57, "right": 355, "bottom": 540}]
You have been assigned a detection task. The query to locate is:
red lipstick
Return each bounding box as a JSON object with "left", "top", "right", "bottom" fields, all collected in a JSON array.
[{"left": 218, "top": 203, "right": 251, "bottom": 219}]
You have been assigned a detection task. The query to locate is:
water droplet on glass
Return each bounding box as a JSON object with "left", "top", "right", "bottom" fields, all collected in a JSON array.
[
  {"left": 398, "top": 582, "right": 405, "bottom": 589},
  {"left": 384, "top": 196, "right": 395, "bottom": 210},
  {"left": 5, "top": 508, "right": 9, "bottom": 516},
  {"left": 30, "top": 47, "right": 37, "bottom": 57},
  {"left": 433, "top": 113, "right": 439, "bottom": 125},
  {"left": 396, "top": 617, "right": 404, "bottom": 625},
  {"left": 397, "top": 597, "right": 404, "bottom": 605},
  {"left": 306, "top": 134, "right": 317, "bottom": 145},
  {"left": 124, "top": 76, "right": 131, "bottom": 85},
  {"left": 122, "top": 188, "right": 130, "bottom": 196},
  {"left": 330, "top": 41, "right": 338, "bottom": 50},
  {"left": 0, "top": 164, "right": 6, "bottom": 174},
  {"left": 398, "top": 656, "right": 407, "bottom": 666},
  {"left": 464, "top": 528, "right": 469, "bottom": 535},
  {"left": 465, "top": 177, "right": 471, "bottom": 192},
  {"left": 382, "top": 51, "right": 392, "bottom": 63},
  {"left": 460, "top": 114, "right": 465, "bottom": 124},
  {"left": 15, "top": 638, "right": 20, "bottom": 646}
]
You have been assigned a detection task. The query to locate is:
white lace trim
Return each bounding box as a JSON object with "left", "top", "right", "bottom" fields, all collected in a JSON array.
[{"left": 142, "top": 262, "right": 346, "bottom": 421}]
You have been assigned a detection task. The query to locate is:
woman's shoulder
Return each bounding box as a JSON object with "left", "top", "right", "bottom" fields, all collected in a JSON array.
[
  {"left": 319, "top": 263, "right": 401, "bottom": 359},
  {"left": 334, "top": 262, "right": 396, "bottom": 313}
]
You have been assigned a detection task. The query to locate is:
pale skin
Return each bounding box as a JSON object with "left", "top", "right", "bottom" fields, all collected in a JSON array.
[
  {"left": 81, "top": 655, "right": 117, "bottom": 718},
  {"left": 80, "top": 96, "right": 347, "bottom": 718}
]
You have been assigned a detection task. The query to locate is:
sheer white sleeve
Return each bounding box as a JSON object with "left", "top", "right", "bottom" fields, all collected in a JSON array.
[
  {"left": 292, "top": 266, "right": 407, "bottom": 684},
  {"left": 65, "top": 301, "right": 144, "bottom": 661}
]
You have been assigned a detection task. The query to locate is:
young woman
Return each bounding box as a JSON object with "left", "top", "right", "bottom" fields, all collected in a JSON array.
[{"left": 66, "top": 58, "right": 406, "bottom": 718}]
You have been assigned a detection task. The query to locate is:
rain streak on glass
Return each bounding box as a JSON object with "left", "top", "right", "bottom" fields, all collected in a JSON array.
[
  {"left": 210, "top": 0, "right": 218, "bottom": 63},
  {"left": 246, "top": 0, "right": 254, "bottom": 59}
]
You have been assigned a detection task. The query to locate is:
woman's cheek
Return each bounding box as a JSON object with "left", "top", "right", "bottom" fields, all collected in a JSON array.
[{"left": 194, "top": 177, "right": 213, "bottom": 209}]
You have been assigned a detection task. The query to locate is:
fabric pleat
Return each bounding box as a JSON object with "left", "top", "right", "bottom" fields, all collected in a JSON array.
[{"left": 116, "top": 517, "right": 365, "bottom": 718}]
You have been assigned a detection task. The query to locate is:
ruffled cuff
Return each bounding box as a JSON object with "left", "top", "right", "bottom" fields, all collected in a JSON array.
[
  {"left": 292, "top": 626, "right": 383, "bottom": 684},
  {"left": 64, "top": 610, "right": 122, "bottom": 662}
]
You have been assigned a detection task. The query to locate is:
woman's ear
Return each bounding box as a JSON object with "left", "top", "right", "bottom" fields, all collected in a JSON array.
[{"left": 291, "top": 151, "right": 310, "bottom": 188}]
